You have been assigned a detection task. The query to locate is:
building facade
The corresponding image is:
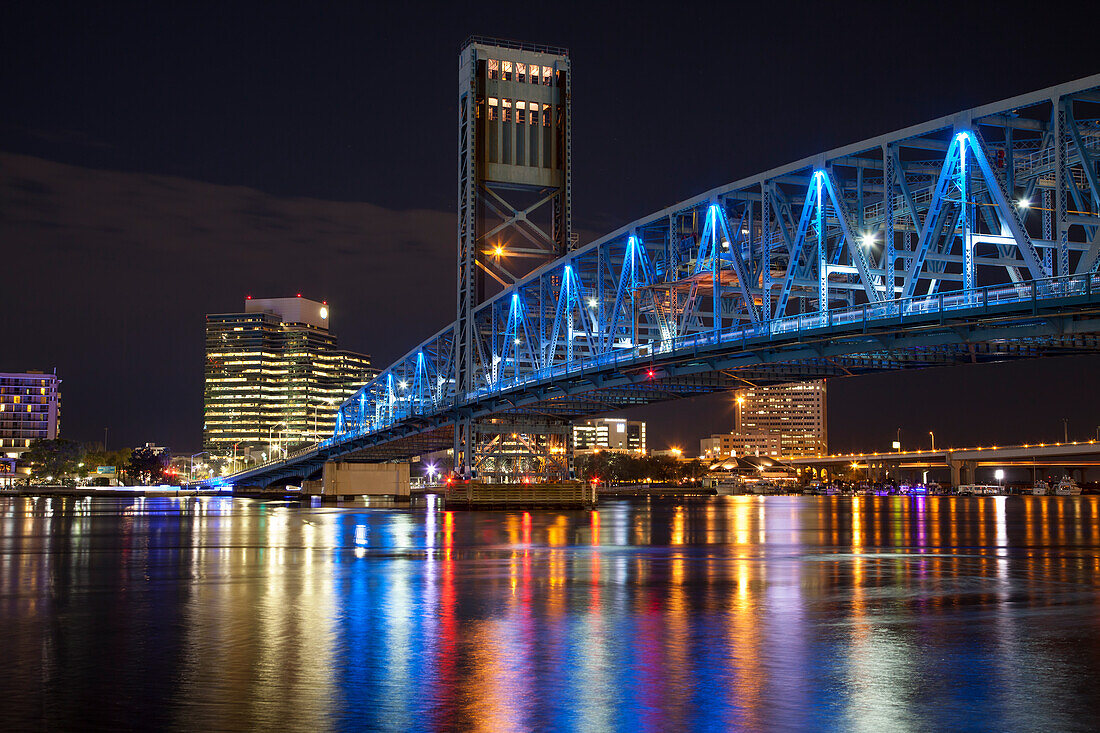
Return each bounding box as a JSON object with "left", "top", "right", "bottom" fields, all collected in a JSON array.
[
  {"left": 573, "top": 418, "right": 646, "bottom": 454},
  {"left": 0, "top": 371, "right": 60, "bottom": 456},
  {"left": 701, "top": 380, "right": 827, "bottom": 459},
  {"left": 737, "top": 380, "right": 827, "bottom": 457},
  {"left": 701, "top": 432, "right": 784, "bottom": 461},
  {"left": 203, "top": 296, "right": 376, "bottom": 455}
]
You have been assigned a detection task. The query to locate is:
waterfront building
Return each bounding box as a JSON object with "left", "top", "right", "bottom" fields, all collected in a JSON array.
[
  {"left": 573, "top": 418, "right": 646, "bottom": 454},
  {"left": 700, "top": 380, "right": 827, "bottom": 459},
  {"left": 203, "top": 296, "right": 376, "bottom": 455},
  {"left": 701, "top": 432, "right": 783, "bottom": 460},
  {"left": 0, "top": 456, "right": 16, "bottom": 487},
  {"left": 0, "top": 370, "right": 61, "bottom": 457}
]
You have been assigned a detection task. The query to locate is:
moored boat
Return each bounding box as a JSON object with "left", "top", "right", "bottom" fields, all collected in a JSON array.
[{"left": 1053, "top": 477, "right": 1082, "bottom": 496}]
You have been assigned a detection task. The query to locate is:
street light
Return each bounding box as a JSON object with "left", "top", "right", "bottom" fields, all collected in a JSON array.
[
  {"left": 268, "top": 422, "right": 287, "bottom": 461},
  {"left": 929, "top": 431, "right": 936, "bottom": 451},
  {"left": 231, "top": 440, "right": 244, "bottom": 473},
  {"left": 311, "top": 398, "right": 337, "bottom": 441},
  {"left": 190, "top": 452, "right": 209, "bottom": 484}
]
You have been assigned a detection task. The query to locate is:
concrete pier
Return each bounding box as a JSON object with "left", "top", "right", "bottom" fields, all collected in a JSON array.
[{"left": 303, "top": 461, "right": 411, "bottom": 500}]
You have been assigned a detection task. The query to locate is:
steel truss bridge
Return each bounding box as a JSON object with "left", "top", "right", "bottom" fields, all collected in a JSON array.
[{"left": 229, "top": 74, "right": 1100, "bottom": 489}]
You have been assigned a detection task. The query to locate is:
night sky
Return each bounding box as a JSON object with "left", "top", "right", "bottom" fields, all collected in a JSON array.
[{"left": 4, "top": 2, "right": 1098, "bottom": 454}]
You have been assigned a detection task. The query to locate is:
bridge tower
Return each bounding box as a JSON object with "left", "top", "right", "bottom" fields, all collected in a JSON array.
[{"left": 455, "top": 37, "right": 574, "bottom": 481}]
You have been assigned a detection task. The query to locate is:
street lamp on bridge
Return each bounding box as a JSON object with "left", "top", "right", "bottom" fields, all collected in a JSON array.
[
  {"left": 190, "top": 452, "right": 209, "bottom": 484},
  {"left": 929, "top": 431, "right": 936, "bottom": 452}
]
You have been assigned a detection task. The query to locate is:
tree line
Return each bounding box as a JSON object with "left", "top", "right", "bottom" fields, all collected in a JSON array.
[
  {"left": 574, "top": 452, "right": 708, "bottom": 485},
  {"left": 18, "top": 439, "right": 172, "bottom": 485}
]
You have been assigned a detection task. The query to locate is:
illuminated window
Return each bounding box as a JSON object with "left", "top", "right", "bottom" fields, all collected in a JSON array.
[
  {"left": 516, "top": 100, "right": 525, "bottom": 124},
  {"left": 488, "top": 59, "right": 499, "bottom": 80},
  {"left": 529, "top": 105, "right": 538, "bottom": 125},
  {"left": 542, "top": 66, "right": 552, "bottom": 85},
  {"left": 502, "top": 60, "right": 512, "bottom": 81},
  {"left": 542, "top": 103, "right": 551, "bottom": 127},
  {"left": 502, "top": 98, "right": 511, "bottom": 123},
  {"left": 488, "top": 97, "right": 498, "bottom": 121},
  {"left": 516, "top": 62, "right": 526, "bottom": 83}
]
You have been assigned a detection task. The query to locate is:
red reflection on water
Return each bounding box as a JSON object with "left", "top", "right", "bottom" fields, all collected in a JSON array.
[{"left": 433, "top": 511, "right": 457, "bottom": 728}]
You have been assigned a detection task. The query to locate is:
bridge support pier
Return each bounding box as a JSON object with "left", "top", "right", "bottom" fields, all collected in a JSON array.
[
  {"left": 316, "top": 461, "right": 411, "bottom": 498},
  {"left": 949, "top": 459, "right": 978, "bottom": 488}
]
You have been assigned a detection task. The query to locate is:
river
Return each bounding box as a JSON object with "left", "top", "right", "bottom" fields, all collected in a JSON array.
[{"left": 1, "top": 495, "right": 1099, "bottom": 731}]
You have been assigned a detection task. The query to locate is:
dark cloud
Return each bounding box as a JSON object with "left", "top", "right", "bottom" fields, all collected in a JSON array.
[{"left": 1, "top": 152, "right": 456, "bottom": 450}]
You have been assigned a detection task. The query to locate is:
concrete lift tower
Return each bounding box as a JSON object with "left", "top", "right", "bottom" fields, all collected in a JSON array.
[{"left": 454, "top": 37, "right": 574, "bottom": 481}]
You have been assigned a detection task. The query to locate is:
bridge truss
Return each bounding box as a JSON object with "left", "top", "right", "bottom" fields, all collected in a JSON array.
[{"left": 231, "top": 74, "right": 1100, "bottom": 488}]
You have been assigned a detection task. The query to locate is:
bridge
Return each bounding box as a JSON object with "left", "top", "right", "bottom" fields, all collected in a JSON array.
[
  {"left": 224, "top": 39, "right": 1100, "bottom": 490},
  {"left": 790, "top": 440, "right": 1100, "bottom": 486}
]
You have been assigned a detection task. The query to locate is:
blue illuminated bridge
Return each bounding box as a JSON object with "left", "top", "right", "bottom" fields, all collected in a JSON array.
[{"left": 228, "top": 73, "right": 1100, "bottom": 489}]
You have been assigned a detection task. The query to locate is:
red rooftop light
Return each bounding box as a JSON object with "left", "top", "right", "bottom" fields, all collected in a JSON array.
[{"left": 296, "top": 293, "right": 302, "bottom": 298}]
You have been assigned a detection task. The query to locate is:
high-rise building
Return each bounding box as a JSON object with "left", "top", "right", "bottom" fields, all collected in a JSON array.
[
  {"left": 573, "top": 418, "right": 646, "bottom": 454},
  {"left": 203, "top": 296, "right": 376, "bottom": 455},
  {"left": 0, "top": 370, "right": 61, "bottom": 456},
  {"left": 729, "top": 380, "right": 827, "bottom": 457}
]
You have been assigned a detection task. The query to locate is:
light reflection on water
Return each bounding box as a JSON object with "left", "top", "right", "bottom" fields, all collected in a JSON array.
[{"left": 1, "top": 495, "right": 1099, "bottom": 731}]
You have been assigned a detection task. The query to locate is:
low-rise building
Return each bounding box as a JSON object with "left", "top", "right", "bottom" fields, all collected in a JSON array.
[
  {"left": 701, "top": 432, "right": 784, "bottom": 460},
  {"left": 573, "top": 418, "right": 646, "bottom": 454}
]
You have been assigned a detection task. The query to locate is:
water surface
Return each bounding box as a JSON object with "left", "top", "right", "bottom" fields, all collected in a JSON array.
[{"left": 2, "top": 495, "right": 1099, "bottom": 731}]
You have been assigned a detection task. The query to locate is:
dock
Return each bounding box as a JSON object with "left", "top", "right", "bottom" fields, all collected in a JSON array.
[
  {"left": 598, "top": 484, "right": 717, "bottom": 499},
  {"left": 431, "top": 481, "right": 597, "bottom": 509}
]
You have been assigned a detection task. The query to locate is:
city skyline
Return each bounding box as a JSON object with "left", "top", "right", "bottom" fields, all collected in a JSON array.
[
  {"left": 5, "top": 6, "right": 1100, "bottom": 731},
  {"left": 4, "top": 4, "right": 1100, "bottom": 453}
]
